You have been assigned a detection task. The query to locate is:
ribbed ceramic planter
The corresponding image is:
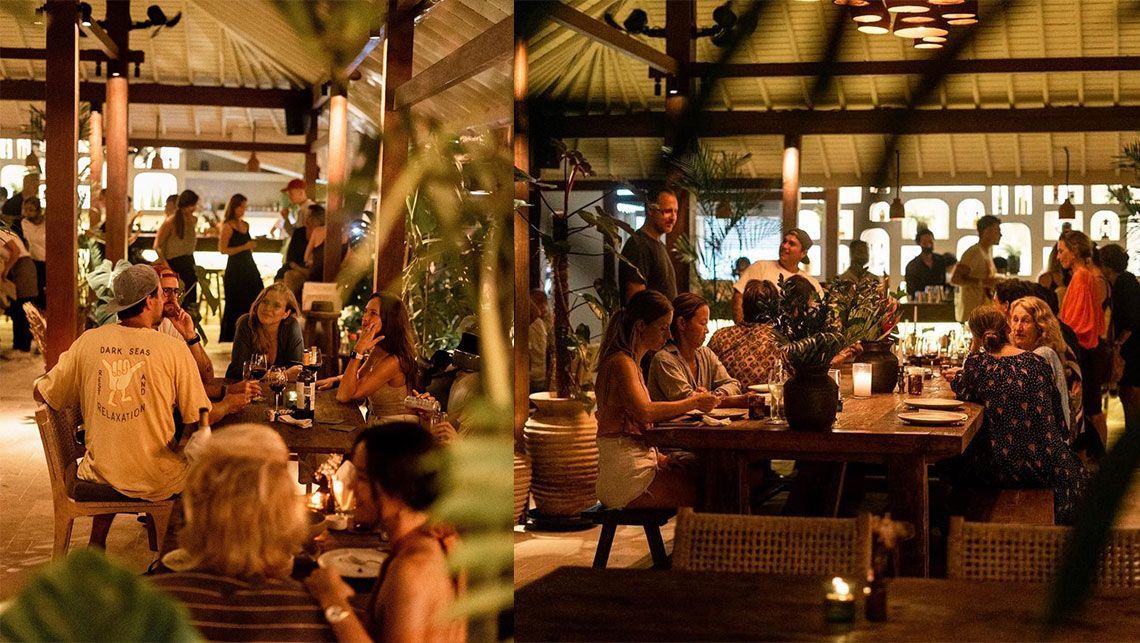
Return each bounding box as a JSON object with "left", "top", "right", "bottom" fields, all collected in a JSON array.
[
  {"left": 514, "top": 450, "right": 532, "bottom": 524},
  {"left": 857, "top": 339, "right": 900, "bottom": 394},
  {"left": 523, "top": 393, "right": 598, "bottom": 518}
]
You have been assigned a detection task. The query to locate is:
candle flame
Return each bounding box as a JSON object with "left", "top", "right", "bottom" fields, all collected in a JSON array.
[
  {"left": 309, "top": 491, "right": 324, "bottom": 509},
  {"left": 832, "top": 577, "right": 850, "bottom": 596}
]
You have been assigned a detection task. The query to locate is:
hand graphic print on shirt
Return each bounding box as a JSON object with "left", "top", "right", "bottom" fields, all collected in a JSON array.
[{"left": 102, "top": 358, "right": 144, "bottom": 406}]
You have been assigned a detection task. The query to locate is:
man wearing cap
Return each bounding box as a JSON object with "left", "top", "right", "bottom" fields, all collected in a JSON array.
[
  {"left": 731, "top": 228, "right": 823, "bottom": 323},
  {"left": 33, "top": 265, "right": 215, "bottom": 501},
  {"left": 277, "top": 178, "right": 315, "bottom": 237},
  {"left": 619, "top": 189, "right": 679, "bottom": 303}
]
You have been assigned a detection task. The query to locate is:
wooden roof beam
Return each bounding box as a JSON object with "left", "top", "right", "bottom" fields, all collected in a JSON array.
[
  {"left": 77, "top": 16, "right": 119, "bottom": 60},
  {"left": 1, "top": 79, "right": 312, "bottom": 109},
  {"left": 0, "top": 47, "right": 143, "bottom": 64},
  {"left": 547, "top": 106, "right": 1140, "bottom": 138},
  {"left": 535, "top": 1, "right": 678, "bottom": 75},
  {"left": 128, "top": 137, "right": 308, "bottom": 153},
  {"left": 652, "top": 56, "right": 1140, "bottom": 79},
  {"left": 394, "top": 16, "right": 511, "bottom": 110}
]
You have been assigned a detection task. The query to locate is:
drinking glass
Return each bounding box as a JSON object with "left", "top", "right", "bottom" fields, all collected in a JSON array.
[
  {"left": 264, "top": 366, "right": 287, "bottom": 416},
  {"left": 767, "top": 367, "right": 787, "bottom": 426},
  {"left": 248, "top": 353, "right": 268, "bottom": 402}
]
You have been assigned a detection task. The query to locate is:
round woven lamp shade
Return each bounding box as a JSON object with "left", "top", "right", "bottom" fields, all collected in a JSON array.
[
  {"left": 884, "top": 0, "right": 930, "bottom": 13},
  {"left": 943, "top": 0, "right": 978, "bottom": 21}
]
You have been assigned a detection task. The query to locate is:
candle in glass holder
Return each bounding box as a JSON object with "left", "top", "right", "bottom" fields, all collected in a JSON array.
[
  {"left": 824, "top": 576, "right": 856, "bottom": 623},
  {"left": 852, "top": 363, "right": 873, "bottom": 398},
  {"left": 308, "top": 490, "right": 324, "bottom": 511}
]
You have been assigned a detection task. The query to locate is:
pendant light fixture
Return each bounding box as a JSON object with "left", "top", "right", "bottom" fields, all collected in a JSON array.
[
  {"left": 884, "top": 1, "right": 930, "bottom": 14},
  {"left": 928, "top": 0, "right": 964, "bottom": 4},
  {"left": 1058, "top": 147, "right": 1076, "bottom": 220},
  {"left": 852, "top": 3, "right": 890, "bottom": 34},
  {"left": 943, "top": 0, "right": 978, "bottom": 24},
  {"left": 833, "top": 0, "right": 871, "bottom": 5},
  {"left": 246, "top": 123, "right": 261, "bottom": 173},
  {"left": 890, "top": 149, "right": 906, "bottom": 220},
  {"left": 149, "top": 115, "right": 164, "bottom": 169}
]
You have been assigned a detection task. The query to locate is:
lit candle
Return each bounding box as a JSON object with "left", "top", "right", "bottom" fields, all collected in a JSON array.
[
  {"left": 853, "top": 363, "right": 873, "bottom": 398},
  {"left": 332, "top": 479, "right": 345, "bottom": 510},
  {"left": 308, "top": 490, "right": 324, "bottom": 511},
  {"left": 824, "top": 576, "right": 856, "bottom": 623}
]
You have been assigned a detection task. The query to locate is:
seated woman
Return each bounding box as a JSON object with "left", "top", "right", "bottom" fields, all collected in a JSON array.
[
  {"left": 1008, "top": 296, "right": 1082, "bottom": 443},
  {"left": 707, "top": 280, "right": 786, "bottom": 387},
  {"left": 225, "top": 283, "right": 305, "bottom": 381},
  {"left": 594, "top": 290, "right": 718, "bottom": 509},
  {"left": 649, "top": 293, "right": 753, "bottom": 407},
  {"left": 305, "top": 422, "right": 465, "bottom": 643},
  {"left": 149, "top": 424, "right": 335, "bottom": 642},
  {"left": 949, "top": 304, "right": 1087, "bottom": 524},
  {"left": 333, "top": 292, "right": 419, "bottom": 422}
]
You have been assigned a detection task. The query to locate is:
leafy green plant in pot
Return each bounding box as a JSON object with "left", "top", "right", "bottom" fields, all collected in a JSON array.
[
  {"left": 831, "top": 275, "right": 902, "bottom": 394},
  {"left": 761, "top": 277, "right": 845, "bottom": 431}
]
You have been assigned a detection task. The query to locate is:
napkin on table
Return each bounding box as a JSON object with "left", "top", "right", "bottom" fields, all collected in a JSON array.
[{"left": 267, "top": 409, "right": 313, "bottom": 429}]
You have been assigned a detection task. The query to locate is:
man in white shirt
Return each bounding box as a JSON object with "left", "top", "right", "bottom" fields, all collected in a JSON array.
[
  {"left": 951, "top": 214, "right": 1002, "bottom": 322},
  {"left": 0, "top": 225, "right": 37, "bottom": 357},
  {"left": 732, "top": 228, "right": 823, "bottom": 323}
]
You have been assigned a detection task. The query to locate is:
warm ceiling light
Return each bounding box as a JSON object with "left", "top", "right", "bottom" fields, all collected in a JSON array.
[
  {"left": 894, "top": 18, "right": 948, "bottom": 39},
  {"left": 246, "top": 151, "right": 260, "bottom": 173},
  {"left": 928, "top": 0, "right": 964, "bottom": 4},
  {"left": 900, "top": 13, "right": 936, "bottom": 23},
  {"left": 1058, "top": 147, "right": 1076, "bottom": 220},
  {"left": 915, "top": 40, "right": 943, "bottom": 49},
  {"left": 885, "top": 1, "right": 930, "bottom": 14},
  {"left": 858, "top": 23, "right": 891, "bottom": 34},
  {"left": 852, "top": 4, "right": 888, "bottom": 22},
  {"left": 890, "top": 149, "right": 906, "bottom": 220},
  {"left": 923, "top": 35, "right": 948, "bottom": 42},
  {"left": 833, "top": 0, "right": 871, "bottom": 5},
  {"left": 943, "top": 0, "right": 978, "bottom": 19}
]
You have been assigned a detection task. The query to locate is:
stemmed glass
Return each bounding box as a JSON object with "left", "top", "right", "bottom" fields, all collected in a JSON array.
[
  {"left": 767, "top": 362, "right": 787, "bottom": 426},
  {"left": 247, "top": 353, "right": 268, "bottom": 402},
  {"left": 264, "top": 366, "right": 287, "bottom": 417}
]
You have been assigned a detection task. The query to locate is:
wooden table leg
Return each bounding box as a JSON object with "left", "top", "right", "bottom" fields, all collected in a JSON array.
[
  {"left": 887, "top": 455, "right": 929, "bottom": 577},
  {"left": 701, "top": 451, "right": 751, "bottom": 514}
]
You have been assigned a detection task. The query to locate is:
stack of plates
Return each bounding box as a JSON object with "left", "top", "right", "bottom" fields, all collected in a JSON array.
[{"left": 904, "top": 398, "right": 964, "bottom": 411}]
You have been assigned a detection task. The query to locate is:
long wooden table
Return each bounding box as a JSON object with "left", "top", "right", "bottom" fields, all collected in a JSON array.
[
  {"left": 644, "top": 377, "right": 982, "bottom": 576},
  {"left": 214, "top": 389, "right": 367, "bottom": 455},
  {"left": 516, "top": 567, "right": 1140, "bottom": 642}
]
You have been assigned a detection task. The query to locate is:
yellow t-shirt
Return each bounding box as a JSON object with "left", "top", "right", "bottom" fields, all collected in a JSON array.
[
  {"left": 955, "top": 243, "right": 995, "bottom": 322},
  {"left": 37, "top": 324, "right": 212, "bottom": 501}
]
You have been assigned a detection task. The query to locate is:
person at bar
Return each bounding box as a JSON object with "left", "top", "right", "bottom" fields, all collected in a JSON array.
[
  {"left": 731, "top": 227, "right": 822, "bottom": 323},
  {"left": 218, "top": 193, "right": 263, "bottom": 343},
  {"left": 304, "top": 423, "right": 467, "bottom": 643},
  {"left": 225, "top": 282, "right": 305, "bottom": 381},
  {"left": 619, "top": 189, "right": 678, "bottom": 303},
  {"left": 277, "top": 177, "right": 315, "bottom": 238},
  {"left": 1100, "top": 243, "right": 1140, "bottom": 424},
  {"left": 15, "top": 196, "right": 46, "bottom": 310},
  {"left": 594, "top": 290, "right": 717, "bottom": 509},
  {"left": 1009, "top": 296, "right": 1081, "bottom": 442},
  {"left": 947, "top": 304, "right": 1087, "bottom": 524},
  {"left": 904, "top": 228, "right": 950, "bottom": 299},
  {"left": 836, "top": 240, "right": 871, "bottom": 283},
  {"left": 707, "top": 280, "right": 787, "bottom": 387},
  {"left": 154, "top": 190, "right": 201, "bottom": 313},
  {"left": 148, "top": 424, "right": 335, "bottom": 642},
  {"left": 951, "top": 214, "right": 1001, "bottom": 322},
  {"left": 0, "top": 220, "right": 37, "bottom": 359},
  {"left": 648, "top": 293, "right": 752, "bottom": 407},
  {"left": 1056, "top": 230, "right": 1110, "bottom": 455}
]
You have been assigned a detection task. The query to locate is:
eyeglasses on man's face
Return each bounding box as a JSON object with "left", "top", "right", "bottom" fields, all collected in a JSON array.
[{"left": 162, "top": 287, "right": 183, "bottom": 299}]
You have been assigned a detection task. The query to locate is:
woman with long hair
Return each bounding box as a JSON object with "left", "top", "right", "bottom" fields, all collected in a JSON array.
[
  {"left": 949, "top": 305, "right": 1087, "bottom": 523},
  {"left": 1009, "top": 296, "right": 1083, "bottom": 441},
  {"left": 148, "top": 425, "right": 334, "bottom": 641},
  {"left": 1056, "top": 230, "right": 1110, "bottom": 452},
  {"left": 218, "top": 194, "right": 262, "bottom": 342},
  {"left": 335, "top": 292, "right": 421, "bottom": 420},
  {"left": 225, "top": 282, "right": 304, "bottom": 381},
  {"left": 154, "top": 190, "right": 200, "bottom": 311},
  {"left": 595, "top": 290, "right": 717, "bottom": 509},
  {"left": 648, "top": 293, "right": 752, "bottom": 406},
  {"left": 1039, "top": 243, "right": 1070, "bottom": 309}
]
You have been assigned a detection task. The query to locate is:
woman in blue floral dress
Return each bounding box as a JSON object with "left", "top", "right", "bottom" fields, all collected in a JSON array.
[{"left": 948, "top": 305, "right": 1088, "bottom": 523}]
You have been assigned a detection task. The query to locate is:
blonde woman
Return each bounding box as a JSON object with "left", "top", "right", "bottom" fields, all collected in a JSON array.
[
  {"left": 225, "top": 283, "right": 305, "bottom": 380},
  {"left": 1009, "top": 296, "right": 1082, "bottom": 442},
  {"left": 1057, "top": 231, "right": 1110, "bottom": 451},
  {"left": 148, "top": 424, "right": 334, "bottom": 641}
]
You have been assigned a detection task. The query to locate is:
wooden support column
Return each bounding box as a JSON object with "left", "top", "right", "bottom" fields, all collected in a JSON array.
[
  {"left": 373, "top": 0, "right": 414, "bottom": 292},
  {"left": 102, "top": 0, "right": 130, "bottom": 265},
  {"left": 663, "top": 0, "right": 695, "bottom": 293},
  {"left": 782, "top": 134, "right": 802, "bottom": 232},
  {"left": 87, "top": 106, "right": 103, "bottom": 188},
  {"left": 823, "top": 187, "right": 839, "bottom": 281},
  {"left": 44, "top": 0, "right": 79, "bottom": 368},
  {"left": 513, "top": 35, "right": 531, "bottom": 441},
  {"left": 323, "top": 90, "right": 348, "bottom": 282}
]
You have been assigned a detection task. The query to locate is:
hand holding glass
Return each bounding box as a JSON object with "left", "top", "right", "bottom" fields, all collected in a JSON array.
[{"left": 264, "top": 366, "right": 287, "bottom": 416}]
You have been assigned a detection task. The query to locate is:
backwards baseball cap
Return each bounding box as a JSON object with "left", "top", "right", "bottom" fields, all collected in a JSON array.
[
  {"left": 785, "top": 227, "right": 813, "bottom": 264},
  {"left": 281, "top": 178, "right": 306, "bottom": 192},
  {"left": 104, "top": 264, "right": 161, "bottom": 313}
]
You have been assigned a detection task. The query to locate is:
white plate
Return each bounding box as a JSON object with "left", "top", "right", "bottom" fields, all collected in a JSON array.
[
  {"left": 898, "top": 410, "right": 968, "bottom": 426},
  {"left": 686, "top": 408, "right": 748, "bottom": 419},
  {"left": 318, "top": 548, "right": 387, "bottom": 579},
  {"left": 161, "top": 548, "right": 196, "bottom": 572},
  {"left": 904, "top": 398, "right": 965, "bottom": 411},
  {"left": 747, "top": 384, "right": 770, "bottom": 393}
]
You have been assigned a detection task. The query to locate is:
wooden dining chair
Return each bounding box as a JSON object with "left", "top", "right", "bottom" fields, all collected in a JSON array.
[
  {"left": 947, "top": 516, "right": 1140, "bottom": 588},
  {"left": 35, "top": 404, "right": 175, "bottom": 559},
  {"left": 22, "top": 301, "right": 46, "bottom": 370},
  {"left": 672, "top": 508, "right": 872, "bottom": 577}
]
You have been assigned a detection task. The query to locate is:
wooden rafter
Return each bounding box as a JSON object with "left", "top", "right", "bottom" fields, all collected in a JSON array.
[
  {"left": 77, "top": 18, "right": 119, "bottom": 60},
  {"left": 394, "top": 16, "right": 511, "bottom": 110},
  {"left": 128, "top": 137, "right": 308, "bottom": 153},
  {"left": 671, "top": 56, "right": 1140, "bottom": 80},
  {"left": 535, "top": 0, "right": 678, "bottom": 75},
  {"left": 0, "top": 47, "right": 144, "bottom": 63},
  {"left": 1, "top": 80, "right": 312, "bottom": 109}
]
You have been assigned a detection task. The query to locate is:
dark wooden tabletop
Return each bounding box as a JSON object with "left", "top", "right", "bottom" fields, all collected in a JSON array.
[
  {"left": 214, "top": 389, "right": 367, "bottom": 455},
  {"left": 645, "top": 377, "right": 982, "bottom": 462},
  {"left": 516, "top": 566, "right": 1140, "bottom": 642}
]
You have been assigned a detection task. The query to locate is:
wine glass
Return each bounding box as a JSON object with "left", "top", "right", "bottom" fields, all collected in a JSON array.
[
  {"left": 766, "top": 364, "right": 787, "bottom": 426},
  {"left": 264, "top": 366, "right": 287, "bottom": 416},
  {"left": 248, "top": 353, "right": 268, "bottom": 402}
]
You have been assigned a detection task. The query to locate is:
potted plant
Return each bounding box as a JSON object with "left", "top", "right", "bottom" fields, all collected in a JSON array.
[
  {"left": 759, "top": 278, "right": 845, "bottom": 431},
  {"left": 831, "top": 275, "right": 903, "bottom": 394},
  {"left": 522, "top": 144, "right": 637, "bottom": 525}
]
